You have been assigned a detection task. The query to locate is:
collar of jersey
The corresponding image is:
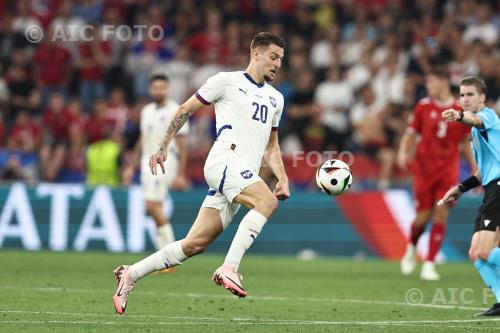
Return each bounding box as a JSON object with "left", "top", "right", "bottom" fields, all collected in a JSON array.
[{"left": 244, "top": 72, "right": 265, "bottom": 88}]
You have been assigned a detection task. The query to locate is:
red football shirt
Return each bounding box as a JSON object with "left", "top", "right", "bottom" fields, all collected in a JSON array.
[
  {"left": 34, "top": 44, "right": 71, "bottom": 87},
  {"left": 408, "top": 97, "right": 470, "bottom": 177}
]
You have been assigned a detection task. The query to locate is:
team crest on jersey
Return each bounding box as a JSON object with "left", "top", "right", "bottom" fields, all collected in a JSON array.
[
  {"left": 269, "top": 96, "right": 277, "bottom": 107},
  {"left": 240, "top": 170, "right": 253, "bottom": 179}
]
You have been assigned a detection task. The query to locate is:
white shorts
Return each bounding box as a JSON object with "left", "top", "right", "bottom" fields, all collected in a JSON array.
[
  {"left": 141, "top": 156, "right": 178, "bottom": 202},
  {"left": 201, "top": 141, "right": 262, "bottom": 229}
]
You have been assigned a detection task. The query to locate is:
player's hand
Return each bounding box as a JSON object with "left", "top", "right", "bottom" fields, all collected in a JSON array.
[
  {"left": 172, "top": 174, "right": 190, "bottom": 191},
  {"left": 149, "top": 150, "right": 167, "bottom": 175},
  {"left": 437, "top": 185, "right": 462, "bottom": 207},
  {"left": 397, "top": 151, "right": 410, "bottom": 170},
  {"left": 442, "top": 108, "right": 460, "bottom": 122},
  {"left": 273, "top": 178, "right": 290, "bottom": 201}
]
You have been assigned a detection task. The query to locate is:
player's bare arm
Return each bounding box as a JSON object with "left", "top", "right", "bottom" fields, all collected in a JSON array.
[
  {"left": 149, "top": 95, "right": 203, "bottom": 175},
  {"left": 442, "top": 108, "right": 483, "bottom": 128},
  {"left": 263, "top": 131, "right": 290, "bottom": 201},
  {"left": 397, "top": 129, "right": 417, "bottom": 170}
]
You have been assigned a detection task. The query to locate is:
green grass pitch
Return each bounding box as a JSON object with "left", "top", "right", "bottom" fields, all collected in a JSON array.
[{"left": 1, "top": 250, "right": 499, "bottom": 332}]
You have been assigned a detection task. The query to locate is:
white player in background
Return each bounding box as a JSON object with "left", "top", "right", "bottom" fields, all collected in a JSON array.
[
  {"left": 112, "top": 32, "right": 290, "bottom": 315},
  {"left": 140, "top": 74, "right": 189, "bottom": 255}
]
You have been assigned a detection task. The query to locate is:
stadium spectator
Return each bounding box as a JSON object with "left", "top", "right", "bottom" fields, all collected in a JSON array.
[
  {"left": 463, "top": 1, "right": 498, "bottom": 46},
  {"left": 11, "top": 0, "right": 42, "bottom": 40},
  {"left": 350, "top": 84, "right": 395, "bottom": 189},
  {"left": 49, "top": 0, "right": 86, "bottom": 56},
  {"left": 86, "top": 129, "right": 121, "bottom": 187},
  {"left": 125, "top": 10, "right": 172, "bottom": 99},
  {"left": 86, "top": 99, "right": 114, "bottom": 144},
  {"left": 57, "top": 122, "right": 87, "bottom": 183},
  {"left": 282, "top": 68, "right": 321, "bottom": 152},
  {"left": 77, "top": 25, "right": 110, "bottom": 113},
  {"left": 104, "top": 87, "right": 129, "bottom": 134},
  {"left": 0, "top": 73, "right": 8, "bottom": 117},
  {"left": 4, "top": 110, "right": 41, "bottom": 182},
  {"left": 154, "top": 44, "right": 195, "bottom": 104},
  {"left": 33, "top": 35, "right": 71, "bottom": 108},
  {"left": 6, "top": 64, "right": 40, "bottom": 121},
  {"left": 314, "top": 66, "right": 352, "bottom": 150},
  {"left": 309, "top": 23, "right": 341, "bottom": 70}
]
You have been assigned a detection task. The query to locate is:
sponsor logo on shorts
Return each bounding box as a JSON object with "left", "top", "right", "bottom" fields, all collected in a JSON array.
[{"left": 240, "top": 170, "right": 253, "bottom": 179}]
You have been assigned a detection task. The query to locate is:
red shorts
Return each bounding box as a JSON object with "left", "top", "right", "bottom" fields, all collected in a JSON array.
[{"left": 413, "top": 172, "right": 457, "bottom": 212}]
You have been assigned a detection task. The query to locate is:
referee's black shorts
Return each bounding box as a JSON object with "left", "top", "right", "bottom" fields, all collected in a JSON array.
[{"left": 473, "top": 179, "right": 500, "bottom": 233}]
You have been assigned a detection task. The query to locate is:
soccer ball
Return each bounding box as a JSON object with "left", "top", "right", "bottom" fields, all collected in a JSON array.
[{"left": 315, "top": 159, "right": 353, "bottom": 196}]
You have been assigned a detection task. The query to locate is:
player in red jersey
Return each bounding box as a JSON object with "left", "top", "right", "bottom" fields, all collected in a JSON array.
[{"left": 398, "top": 68, "right": 475, "bottom": 280}]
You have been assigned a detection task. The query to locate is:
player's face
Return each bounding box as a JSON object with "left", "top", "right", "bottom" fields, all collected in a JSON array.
[
  {"left": 149, "top": 80, "right": 168, "bottom": 103},
  {"left": 425, "top": 74, "right": 445, "bottom": 98},
  {"left": 257, "top": 44, "right": 284, "bottom": 83},
  {"left": 459, "top": 85, "right": 485, "bottom": 112}
]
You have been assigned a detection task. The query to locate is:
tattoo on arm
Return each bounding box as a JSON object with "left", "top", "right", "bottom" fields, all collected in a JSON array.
[{"left": 159, "top": 109, "right": 195, "bottom": 152}]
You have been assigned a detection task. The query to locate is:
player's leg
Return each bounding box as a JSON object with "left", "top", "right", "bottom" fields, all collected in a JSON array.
[
  {"left": 410, "top": 177, "right": 435, "bottom": 246},
  {"left": 142, "top": 172, "right": 176, "bottom": 250},
  {"left": 401, "top": 176, "right": 434, "bottom": 275},
  {"left": 401, "top": 209, "right": 432, "bottom": 275},
  {"left": 129, "top": 206, "right": 223, "bottom": 277},
  {"left": 420, "top": 204, "right": 448, "bottom": 280},
  {"left": 470, "top": 230, "right": 500, "bottom": 316},
  {"left": 212, "top": 180, "right": 277, "bottom": 297},
  {"left": 470, "top": 181, "right": 500, "bottom": 316},
  {"left": 113, "top": 207, "right": 223, "bottom": 314},
  {"left": 145, "top": 200, "right": 175, "bottom": 249},
  {"left": 223, "top": 180, "right": 277, "bottom": 269}
]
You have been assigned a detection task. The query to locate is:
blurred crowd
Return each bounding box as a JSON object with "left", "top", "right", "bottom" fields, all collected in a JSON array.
[{"left": 0, "top": 0, "right": 498, "bottom": 189}]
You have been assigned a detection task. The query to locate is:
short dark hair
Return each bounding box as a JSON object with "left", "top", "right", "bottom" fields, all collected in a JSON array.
[
  {"left": 150, "top": 74, "right": 169, "bottom": 84},
  {"left": 427, "top": 66, "right": 449, "bottom": 81},
  {"left": 250, "top": 32, "right": 286, "bottom": 51},
  {"left": 460, "top": 76, "right": 487, "bottom": 95}
]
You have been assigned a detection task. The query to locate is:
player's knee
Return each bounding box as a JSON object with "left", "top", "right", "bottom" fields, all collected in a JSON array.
[
  {"left": 468, "top": 249, "right": 479, "bottom": 262},
  {"left": 255, "top": 195, "right": 278, "bottom": 216},
  {"left": 469, "top": 246, "right": 492, "bottom": 262},
  {"left": 477, "top": 249, "right": 492, "bottom": 261},
  {"left": 182, "top": 239, "right": 208, "bottom": 257},
  {"left": 145, "top": 201, "right": 156, "bottom": 213}
]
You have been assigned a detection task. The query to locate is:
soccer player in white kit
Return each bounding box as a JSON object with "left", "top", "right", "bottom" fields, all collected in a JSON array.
[
  {"left": 140, "top": 74, "right": 189, "bottom": 252},
  {"left": 113, "top": 32, "right": 289, "bottom": 315}
]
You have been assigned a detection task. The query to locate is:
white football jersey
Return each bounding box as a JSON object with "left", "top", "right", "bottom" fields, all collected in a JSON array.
[
  {"left": 196, "top": 71, "right": 284, "bottom": 171},
  {"left": 140, "top": 100, "right": 189, "bottom": 172}
]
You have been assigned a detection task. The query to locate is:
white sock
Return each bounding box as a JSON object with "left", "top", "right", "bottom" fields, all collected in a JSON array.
[
  {"left": 223, "top": 210, "right": 267, "bottom": 270},
  {"left": 156, "top": 223, "right": 175, "bottom": 249},
  {"left": 129, "top": 240, "right": 187, "bottom": 281}
]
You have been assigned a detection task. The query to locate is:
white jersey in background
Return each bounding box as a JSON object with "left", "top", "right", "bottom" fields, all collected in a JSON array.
[
  {"left": 140, "top": 100, "right": 188, "bottom": 170},
  {"left": 140, "top": 100, "right": 189, "bottom": 201},
  {"left": 196, "top": 71, "right": 284, "bottom": 172}
]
